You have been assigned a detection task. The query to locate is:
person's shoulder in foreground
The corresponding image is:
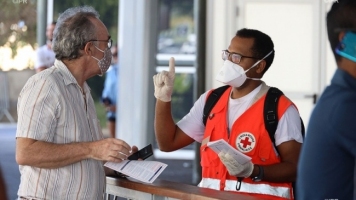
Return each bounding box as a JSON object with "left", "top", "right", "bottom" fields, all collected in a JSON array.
[
  {"left": 297, "top": 1, "right": 356, "bottom": 199},
  {"left": 16, "top": 5, "right": 137, "bottom": 200}
]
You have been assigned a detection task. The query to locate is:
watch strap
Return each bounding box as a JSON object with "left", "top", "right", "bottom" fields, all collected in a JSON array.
[{"left": 252, "top": 165, "right": 264, "bottom": 182}]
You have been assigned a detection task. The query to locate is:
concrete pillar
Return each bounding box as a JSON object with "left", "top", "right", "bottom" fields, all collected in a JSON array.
[
  {"left": 117, "top": 0, "right": 159, "bottom": 150},
  {"left": 36, "top": 0, "right": 47, "bottom": 46}
]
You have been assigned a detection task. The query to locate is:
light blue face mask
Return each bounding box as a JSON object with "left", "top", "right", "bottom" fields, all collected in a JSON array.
[{"left": 216, "top": 50, "right": 274, "bottom": 87}]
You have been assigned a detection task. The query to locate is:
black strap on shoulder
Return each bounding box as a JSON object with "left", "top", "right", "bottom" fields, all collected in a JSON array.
[
  {"left": 203, "top": 85, "right": 230, "bottom": 126},
  {"left": 264, "top": 87, "right": 306, "bottom": 151},
  {"left": 264, "top": 87, "right": 283, "bottom": 146}
]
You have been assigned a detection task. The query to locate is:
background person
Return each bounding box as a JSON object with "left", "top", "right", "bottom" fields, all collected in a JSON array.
[
  {"left": 34, "top": 21, "right": 56, "bottom": 73},
  {"left": 16, "top": 6, "right": 136, "bottom": 199},
  {"left": 153, "top": 28, "right": 303, "bottom": 199},
  {"left": 297, "top": 1, "right": 356, "bottom": 199},
  {"left": 102, "top": 44, "right": 118, "bottom": 138}
]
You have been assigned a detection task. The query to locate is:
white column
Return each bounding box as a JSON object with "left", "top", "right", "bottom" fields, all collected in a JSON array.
[
  {"left": 206, "top": 0, "right": 237, "bottom": 90},
  {"left": 36, "top": 0, "right": 47, "bottom": 46},
  {"left": 47, "top": 0, "right": 53, "bottom": 24},
  {"left": 116, "top": 0, "right": 158, "bottom": 149}
]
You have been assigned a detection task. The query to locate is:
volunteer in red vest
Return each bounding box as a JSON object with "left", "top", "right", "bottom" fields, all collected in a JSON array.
[{"left": 153, "top": 28, "right": 303, "bottom": 199}]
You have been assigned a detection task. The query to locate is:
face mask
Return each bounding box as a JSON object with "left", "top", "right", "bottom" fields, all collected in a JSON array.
[
  {"left": 91, "top": 45, "right": 112, "bottom": 76},
  {"left": 216, "top": 50, "right": 273, "bottom": 87}
]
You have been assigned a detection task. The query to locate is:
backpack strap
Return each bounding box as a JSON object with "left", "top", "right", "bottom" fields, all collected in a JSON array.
[
  {"left": 264, "top": 87, "right": 306, "bottom": 152},
  {"left": 264, "top": 87, "right": 283, "bottom": 147},
  {"left": 203, "top": 85, "right": 230, "bottom": 126}
]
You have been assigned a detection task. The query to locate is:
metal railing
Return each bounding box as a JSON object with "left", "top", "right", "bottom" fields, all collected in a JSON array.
[{"left": 104, "top": 176, "right": 261, "bottom": 200}]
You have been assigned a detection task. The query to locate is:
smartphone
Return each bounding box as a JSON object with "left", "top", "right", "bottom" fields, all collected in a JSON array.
[
  {"left": 128, "top": 144, "right": 153, "bottom": 160},
  {"left": 335, "top": 31, "right": 356, "bottom": 62}
]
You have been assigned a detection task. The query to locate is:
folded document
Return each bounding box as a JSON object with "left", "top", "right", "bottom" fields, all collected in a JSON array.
[
  {"left": 207, "top": 139, "right": 251, "bottom": 164},
  {"left": 104, "top": 160, "right": 167, "bottom": 183}
]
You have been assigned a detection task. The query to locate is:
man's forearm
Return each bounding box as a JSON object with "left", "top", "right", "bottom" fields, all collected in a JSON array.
[
  {"left": 253, "top": 162, "right": 296, "bottom": 183},
  {"left": 154, "top": 100, "right": 177, "bottom": 151},
  {"left": 16, "top": 139, "right": 91, "bottom": 169}
]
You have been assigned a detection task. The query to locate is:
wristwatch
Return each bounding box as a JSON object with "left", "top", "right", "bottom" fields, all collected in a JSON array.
[{"left": 251, "top": 165, "right": 264, "bottom": 182}]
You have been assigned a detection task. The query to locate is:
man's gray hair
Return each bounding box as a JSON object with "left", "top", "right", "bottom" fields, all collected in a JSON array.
[{"left": 52, "top": 6, "right": 100, "bottom": 60}]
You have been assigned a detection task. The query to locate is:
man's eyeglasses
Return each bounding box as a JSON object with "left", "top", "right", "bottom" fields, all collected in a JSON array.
[
  {"left": 222, "top": 50, "right": 259, "bottom": 64},
  {"left": 88, "top": 39, "right": 113, "bottom": 49}
]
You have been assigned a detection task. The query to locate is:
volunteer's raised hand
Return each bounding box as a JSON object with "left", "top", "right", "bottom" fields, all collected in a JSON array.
[{"left": 153, "top": 57, "right": 175, "bottom": 102}]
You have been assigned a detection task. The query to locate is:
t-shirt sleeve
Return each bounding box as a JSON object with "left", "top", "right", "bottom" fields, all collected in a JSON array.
[
  {"left": 101, "top": 67, "right": 116, "bottom": 102},
  {"left": 34, "top": 47, "right": 55, "bottom": 69},
  {"left": 16, "top": 77, "right": 58, "bottom": 141},
  {"left": 176, "top": 91, "right": 209, "bottom": 143},
  {"left": 275, "top": 105, "right": 303, "bottom": 146},
  {"left": 34, "top": 48, "right": 45, "bottom": 69}
]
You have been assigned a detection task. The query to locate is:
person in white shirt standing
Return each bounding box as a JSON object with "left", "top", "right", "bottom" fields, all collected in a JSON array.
[{"left": 34, "top": 21, "right": 56, "bottom": 73}]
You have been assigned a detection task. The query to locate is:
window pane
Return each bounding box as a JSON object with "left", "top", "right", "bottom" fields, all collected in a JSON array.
[
  {"left": 158, "top": 0, "right": 195, "bottom": 54},
  {"left": 172, "top": 73, "right": 194, "bottom": 122}
]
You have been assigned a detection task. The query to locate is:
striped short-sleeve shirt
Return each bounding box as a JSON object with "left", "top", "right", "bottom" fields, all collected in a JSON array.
[{"left": 16, "top": 60, "right": 106, "bottom": 200}]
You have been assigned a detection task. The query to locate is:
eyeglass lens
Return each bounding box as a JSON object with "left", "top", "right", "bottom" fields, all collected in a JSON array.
[
  {"left": 222, "top": 50, "right": 241, "bottom": 63},
  {"left": 108, "top": 39, "right": 112, "bottom": 48}
]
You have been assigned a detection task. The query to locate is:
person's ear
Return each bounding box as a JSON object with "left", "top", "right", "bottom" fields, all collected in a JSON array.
[
  {"left": 338, "top": 31, "right": 346, "bottom": 42},
  {"left": 256, "top": 60, "right": 266, "bottom": 74},
  {"left": 83, "top": 42, "right": 93, "bottom": 56}
]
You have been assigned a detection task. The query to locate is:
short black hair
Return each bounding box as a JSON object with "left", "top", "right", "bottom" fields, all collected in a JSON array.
[
  {"left": 327, "top": 0, "right": 356, "bottom": 62},
  {"left": 235, "top": 28, "right": 274, "bottom": 74}
]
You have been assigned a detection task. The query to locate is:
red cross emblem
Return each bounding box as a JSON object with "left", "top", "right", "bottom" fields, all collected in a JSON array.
[
  {"left": 236, "top": 132, "right": 256, "bottom": 153},
  {"left": 240, "top": 137, "right": 252, "bottom": 148}
]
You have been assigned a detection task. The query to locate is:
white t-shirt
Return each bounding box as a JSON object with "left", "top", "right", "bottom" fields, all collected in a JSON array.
[
  {"left": 177, "top": 85, "right": 303, "bottom": 146},
  {"left": 34, "top": 45, "right": 55, "bottom": 69}
]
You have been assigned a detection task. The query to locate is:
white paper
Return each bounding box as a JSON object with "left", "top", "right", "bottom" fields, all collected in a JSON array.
[
  {"left": 104, "top": 160, "right": 167, "bottom": 183},
  {"left": 207, "top": 139, "right": 251, "bottom": 164}
]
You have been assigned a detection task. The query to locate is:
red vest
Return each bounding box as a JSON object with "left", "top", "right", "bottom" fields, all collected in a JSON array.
[{"left": 199, "top": 86, "right": 294, "bottom": 199}]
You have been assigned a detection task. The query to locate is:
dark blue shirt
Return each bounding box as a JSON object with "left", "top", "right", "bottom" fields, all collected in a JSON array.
[{"left": 297, "top": 68, "right": 356, "bottom": 199}]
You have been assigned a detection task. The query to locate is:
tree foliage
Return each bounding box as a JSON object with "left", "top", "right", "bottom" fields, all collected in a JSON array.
[
  {"left": 0, "top": 0, "right": 119, "bottom": 59},
  {"left": 0, "top": 0, "right": 37, "bottom": 56},
  {"left": 53, "top": 0, "right": 119, "bottom": 43}
]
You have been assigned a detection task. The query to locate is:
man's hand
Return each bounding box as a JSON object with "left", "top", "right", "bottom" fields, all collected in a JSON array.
[
  {"left": 89, "top": 138, "right": 132, "bottom": 162},
  {"left": 153, "top": 57, "right": 175, "bottom": 102},
  {"left": 218, "top": 152, "right": 254, "bottom": 178}
]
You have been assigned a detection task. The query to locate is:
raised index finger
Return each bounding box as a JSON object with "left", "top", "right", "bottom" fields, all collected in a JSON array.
[{"left": 168, "top": 57, "right": 175, "bottom": 76}]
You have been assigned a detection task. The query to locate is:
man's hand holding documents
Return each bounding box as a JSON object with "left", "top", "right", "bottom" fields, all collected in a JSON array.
[{"left": 104, "top": 160, "right": 167, "bottom": 183}]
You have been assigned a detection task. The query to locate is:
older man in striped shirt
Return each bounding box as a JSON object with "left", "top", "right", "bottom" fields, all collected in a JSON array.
[{"left": 15, "top": 6, "right": 136, "bottom": 200}]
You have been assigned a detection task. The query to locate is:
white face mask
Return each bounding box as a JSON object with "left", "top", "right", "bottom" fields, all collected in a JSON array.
[
  {"left": 216, "top": 50, "right": 273, "bottom": 87},
  {"left": 91, "top": 45, "right": 112, "bottom": 76}
]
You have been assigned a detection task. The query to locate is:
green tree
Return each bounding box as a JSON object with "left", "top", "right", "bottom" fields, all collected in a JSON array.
[
  {"left": 0, "top": 0, "right": 37, "bottom": 57},
  {"left": 53, "top": 0, "right": 119, "bottom": 43}
]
